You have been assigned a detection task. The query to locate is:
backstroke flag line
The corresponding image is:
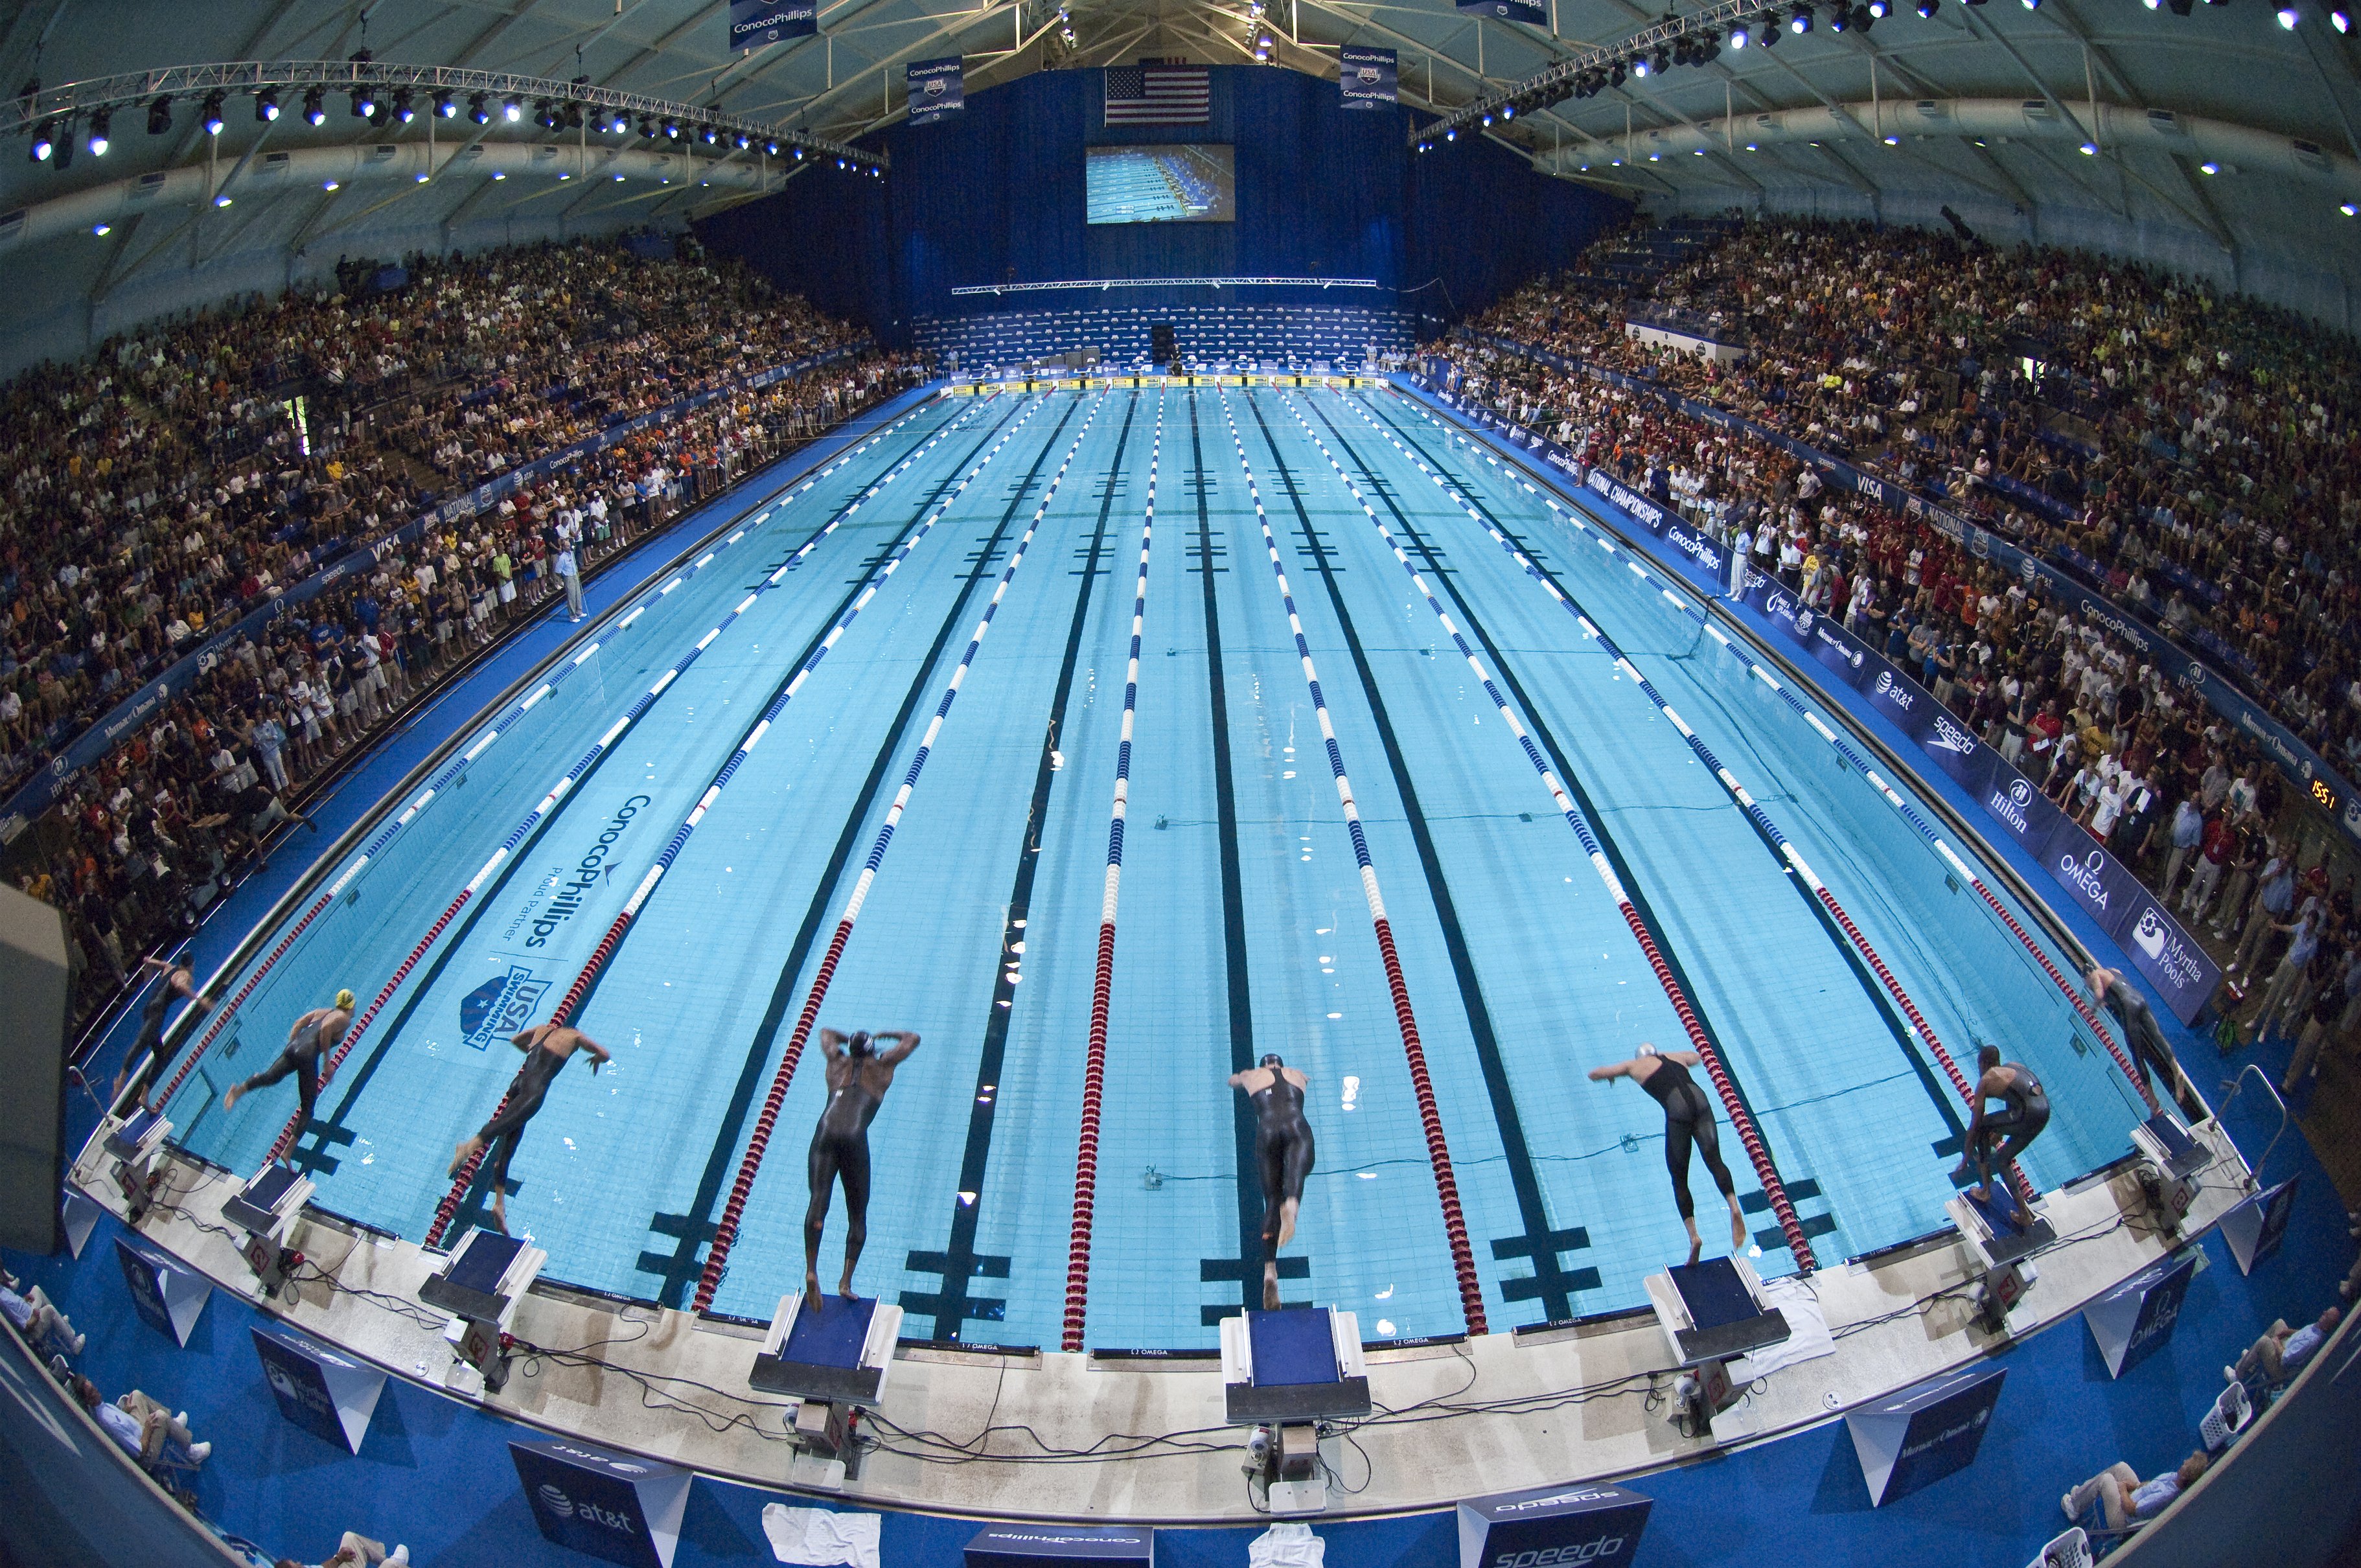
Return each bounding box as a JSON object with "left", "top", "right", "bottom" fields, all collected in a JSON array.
[
  {"left": 908, "top": 57, "right": 965, "bottom": 124},
  {"left": 1339, "top": 46, "right": 1396, "bottom": 110},
  {"left": 731, "top": 0, "right": 816, "bottom": 49}
]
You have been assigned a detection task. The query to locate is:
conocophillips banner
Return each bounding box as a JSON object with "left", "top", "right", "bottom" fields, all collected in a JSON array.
[
  {"left": 906, "top": 57, "right": 965, "bottom": 126},
  {"left": 0, "top": 344, "right": 869, "bottom": 842},
  {"left": 730, "top": 0, "right": 816, "bottom": 49},
  {"left": 1468, "top": 331, "right": 2361, "bottom": 858},
  {"left": 1339, "top": 47, "right": 1397, "bottom": 110}
]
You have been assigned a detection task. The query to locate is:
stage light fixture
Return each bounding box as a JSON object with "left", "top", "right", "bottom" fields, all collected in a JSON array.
[
  {"left": 395, "top": 89, "right": 415, "bottom": 124},
  {"left": 763, "top": 138, "right": 780, "bottom": 156},
  {"left": 794, "top": 146, "right": 804, "bottom": 158},
  {"left": 1500, "top": 104, "right": 1514, "bottom": 119},
  {"left": 302, "top": 87, "right": 326, "bottom": 125},
  {"left": 701, "top": 123, "right": 720, "bottom": 144},
  {"left": 2332, "top": 5, "right": 2351, "bottom": 27},
  {"left": 2343, "top": 201, "right": 2357, "bottom": 214},
  {"left": 1609, "top": 60, "right": 1627, "bottom": 84},
  {"left": 354, "top": 84, "right": 378, "bottom": 117},
  {"left": 1759, "top": 6, "right": 1782, "bottom": 41},
  {"left": 533, "top": 98, "right": 556, "bottom": 129},
  {"left": 639, "top": 117, "right": 656, "bottom": 139},
  {"left": 202, "top": 93, "right": 225, "bottom": 135},
  {"left": 257, "top": 88, "right": 279, "bottom": 122},
  {"left": 503, "top": 95, "right": 523, "bottom": 121},
  {"left": 51, "top": 119, "right": 72, "bottom": 169},
  {"left": 492, "top": 170, "right": 506, "bottom": 179},
  {"left": 564, "top": 102, "right": 584, "bottom": 130},
  {"left": 1829, "top": 5, "right": 1850, "bottom": 29},
  {"left": 435, "top": 91, "right": 457, "bottom": 119},
  {"left": 2079, "top": 140, "right": 2097, "bottom": 154},
  {"left": 148, "top": 95, "right": 172, "bottom": 134},
  {"left": 2277, "top": 2, "right": 2298, "bottom": 21},
  {"left": 1731, "top": 19, "right": 1751, "bottom": 45},
  {"left": 1445, "top": 126, "right": 1457, "bottom": 139},
  {"left": 29, "top": 120, "right": 54, "bottom": 161},
  {"left": 1918, "top": 0, "right": 1938, "bottom": 16},
  {"left": 2199, "top": 159, "right": 2218, "bottom": 173},
  {"left": 86, "top": 108, "right": 109, "bottom": 156},
  {"left": 2021, "top": 0, "right": 2040, "bottom": 10},
  {"left": 1652, "top": 44, "right": 1672, "bottom": 69},
  {"left": 323, "top": 179, "right": 339, "bottom": 190},
  {"left": 1791, "top": 3, "right": 1814, "bottom": 30},
  {"left": 468, "top": 92, "right": 490, "bottom": 124},
  {"left": 93, "top": 223, "right": 109, "bottom": 235},
  {"left": 213, "top": 194, "right": 231, "bottom": 207}
]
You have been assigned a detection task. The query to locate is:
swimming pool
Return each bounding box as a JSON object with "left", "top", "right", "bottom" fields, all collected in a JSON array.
[{"left": 157, "top": 384, "right": 2152, "bottom": 1354}]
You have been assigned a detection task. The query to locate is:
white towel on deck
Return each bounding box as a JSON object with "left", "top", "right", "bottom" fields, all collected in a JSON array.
[
  {"left": 762, "top": 1504, "right": 881, "bottom": 1568},
  {"left": 1248, "top": 1521, "right": 1326, "bottom": 1568}
]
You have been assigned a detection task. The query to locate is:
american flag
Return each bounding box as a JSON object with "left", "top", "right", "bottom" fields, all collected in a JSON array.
[{"left": 1104, "top": 63, "right": 1210, "bottom": 124}]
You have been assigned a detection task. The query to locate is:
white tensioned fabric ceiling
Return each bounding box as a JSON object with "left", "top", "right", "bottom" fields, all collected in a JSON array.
[{"left": 0, "top": 0, "right": 2357, "bottom": 332}]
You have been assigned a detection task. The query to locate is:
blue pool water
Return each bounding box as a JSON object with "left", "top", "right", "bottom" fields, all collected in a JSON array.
[{"left": 161, "top": 386, "right": 2150, "bottom": 1351}]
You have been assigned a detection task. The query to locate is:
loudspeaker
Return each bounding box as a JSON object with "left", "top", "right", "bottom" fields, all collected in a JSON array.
[{"left": 0, "top": 884, "right": 69, "bottom": 1254}]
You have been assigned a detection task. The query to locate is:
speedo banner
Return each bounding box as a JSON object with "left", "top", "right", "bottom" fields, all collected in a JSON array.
[
  {"left": 730, "top": 0, "right": 816, "bottom": 49},
  {"left": 907, "top": 57, "right": 965, "bottom": 125},
  {"left": 1339, "top": 47, "right": 1397, "bottom": 110}
]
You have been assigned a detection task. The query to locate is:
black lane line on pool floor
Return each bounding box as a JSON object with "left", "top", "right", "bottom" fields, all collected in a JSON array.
[
  {"left": 1318, "top": 391, "right": 1836, "bottom": 1263},
  {"left": 1241, "top": 391, "right": 1598, "bottom": 1323},
  {"left": 899, "top": 393, "right": 1143, "bottom": 1343},
  {"left": 1187, "top": 393, "right": 1309, "bottom": 1326},
  {"left": 284, "top": 397, "right": 1006, "bottom": 1193},
  {"left": 1357, "top": 394, "right": 1971, "bottom": 1197},
  {"left": 1350, "top": 401, "right": 1974, "bottom": 1247},
  {"left": 636, "top": 397, "right": 1085, "bottom": 1308}
]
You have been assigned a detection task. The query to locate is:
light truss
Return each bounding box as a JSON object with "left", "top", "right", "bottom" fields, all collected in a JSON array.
[{"left": 1407, "top": 0, "right": 1755, "bottom": 147}]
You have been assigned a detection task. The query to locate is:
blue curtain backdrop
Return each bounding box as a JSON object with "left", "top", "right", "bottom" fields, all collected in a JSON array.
[{"left": 698, "top": 65, "right": 1625, "bottom": 341}]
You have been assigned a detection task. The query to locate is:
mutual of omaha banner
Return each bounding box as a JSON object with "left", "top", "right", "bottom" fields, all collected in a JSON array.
[
  {"left": 1458, "top": 0, "right": 1549, "bottom": 23},
  {"left": 730, "top": 0, "right": 816, "bottom": 50},
  {"left": 906, "top": 57, "right": 965, "bottom": 125},
  {"left": 1339, "top": 47, "right": 1396, "bottom": 110}
]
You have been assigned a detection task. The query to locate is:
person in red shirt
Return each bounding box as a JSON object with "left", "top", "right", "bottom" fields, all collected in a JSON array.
[{"left": 2182, "top": 812, "right": 2235, "bottom": 925}]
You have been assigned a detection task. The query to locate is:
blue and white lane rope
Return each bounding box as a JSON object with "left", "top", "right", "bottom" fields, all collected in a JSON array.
[
  {"left": 1214, "top": 386, "right": 1488, "bottom": 1333},
  {"left": 430, "top": 391, "right": 1052, "bottom": 1243},
  {"left": 1062, "top": 390, "right": 1164, "bottom": 1350},
  {"left": 691, "top": 393, "right": 1110, "bottom": 1309},
  {"left": 1280, "top": 389, "right": 1817, "bottom": 1265},
  {"left": 165, "top": 395, "right": 966, "bottom": 1122},
  {"left": 1369, "top": 389, "right": 2162, "bottom": 1129}
]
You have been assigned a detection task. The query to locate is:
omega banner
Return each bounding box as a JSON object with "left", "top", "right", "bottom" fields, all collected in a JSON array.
[
  {"left": 512, "top": 1437, "right": 692, "bottom": 1568},
  {"left": 1458, "top": 1481, "right": 1653, "bottom": 1568}
]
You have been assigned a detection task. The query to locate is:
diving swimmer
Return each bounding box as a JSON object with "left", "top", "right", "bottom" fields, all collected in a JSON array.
[
  {"left": 112, "top": 954, "right": 213, "bottom": 1114},
  {"left": 446, "top": 1020, "right": 610, "bottom": 1234},
  {"left": 1951, "top": 1044, "right": 2049, "bottom": 1204},
  {"left": 1229, "top": 1053, "right": 1314, "bottom": 1310},
  {"left": 220, "top": 989, "right": 354, "bottom": 1125},
  {"left": 806, "top": 1028, "right": 921, "bottom": 1312},
  {"left": 1589, "top": 1044, "right": 1748, "bottom": 1264}
]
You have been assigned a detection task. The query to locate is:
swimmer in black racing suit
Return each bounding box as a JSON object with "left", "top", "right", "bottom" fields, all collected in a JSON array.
[
  {"left": 1230, "top": 1054, "right": 1314, "bottom": 1310},
  {"left": 1951, "top": 1043, "right": 2049, "bottom": 1205},
  {"left": 111, "top": 954, "right": 212, "bottom": 1114},
  {"left": 805, "top": 1027, "right": 922, "bottom": 1313},
  {"left": 1590, "top": 1044, "right": 1748, "bottom": 1264},
  {"left": 446, "top": 1020, "right": 609, "bottom": 1233}
]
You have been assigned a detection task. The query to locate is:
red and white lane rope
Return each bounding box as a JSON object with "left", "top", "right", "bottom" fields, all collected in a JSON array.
[
  {"left": 421, "top": 393, "right": 1055, "bottom": 1245},
  {"left": 1383, "top": 391, "right": 2161, "bottom": 1120},
  {"left": 155, "top": 398, "right": 960, "bottom": 1123},
  {"left": 1060, "top": 392, "right": 1164, "bottom": 1352},
  {"left": 1215, "top": 387, "right": 1488, "bottom": 1333},
  {"left": 687, "top": 393, "right": 1110, "bottom": 1310},
  {"left": 1280, "top": 390, "right": 1820, "bottom": 1267},
  {"left": 1336, "top": 391, "right": 2035, "bottom": 1212}
]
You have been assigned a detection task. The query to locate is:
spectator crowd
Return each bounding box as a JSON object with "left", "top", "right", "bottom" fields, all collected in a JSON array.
[
  {"left": 1430, "top": 216, "right": 2360, "bottom": 1087},
  {"left": 1, "top": 233, "right": 928, "bottom": 1026}
]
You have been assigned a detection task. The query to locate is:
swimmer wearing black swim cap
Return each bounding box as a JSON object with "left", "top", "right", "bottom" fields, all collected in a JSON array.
[
  {"left": 1230, "top": 1052, "right": 1314, "bottom": 1310},
  {"left": 805, "top": 1026, "right": 923, "bottom": 1313}
]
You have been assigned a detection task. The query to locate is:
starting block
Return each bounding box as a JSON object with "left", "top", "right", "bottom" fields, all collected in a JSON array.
[
  {"left": 102, "top": 1109, "right": 172, "bottom": 1224},
  {"left": 1221, "top": 1307, "right": 1369, "bottom": 1516},
  {"left": 749, "top": 1291, "right": 901, "bottom": 1490},
  {"left": 419, "top": 1229, "right": 544, "bottom": 1393},
  {"left": 220, "top": 1164, "right": 312, "bottom": 1298},
  {"left": 2130, "top": 1113, "right": 2207, "bottom": 1235},
  {"left": 1948, "top": 1178, "right": 2052, "bottom": 1335},
  {"left": 1644, "top": 1257, "right": 1788, "bottom": 1439}
]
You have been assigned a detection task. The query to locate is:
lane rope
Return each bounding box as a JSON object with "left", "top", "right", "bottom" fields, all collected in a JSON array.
[
  {"left": 687, "top": 393, "right": 1109, "bottom": 1309},
  {"left": 422, "top": 393, "right": 1056, "bottom": 1245},
  {"left": 1215, "top": 386, "right": 1488, "bottom": 1335},
  {"left": 155, "top": 398, "right": 963, "bottom": 1124},
  {"left": 1278, "top": 389, "right": 1817, "bottom": 1269},
  {"left": 1060, "top": 391, "right": 1163, "bottom": 1351}
]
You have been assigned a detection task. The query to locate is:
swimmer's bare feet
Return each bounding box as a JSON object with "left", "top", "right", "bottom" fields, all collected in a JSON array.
[
  {"left": 1729, "top": 1206, "right": 1748, "bottom": 1252},
  {"left": 1687, "top": 1236, "right": 1703, "bottom": 1266},
  {"left": 222, "top": 1083, "right": 245, "bottom": 1112},
  {"left": 1966, "top": 1183, "right": 1992, "bottom": 1205},
  {"left": 448, "top": 1136, "right": 484, "bottom": 1177},
  {"left": 1262, "top": 1266, "right": 1281, "bottom": 1311},
  {"left": 805, "top": 1271, "right": 823, "bottom": 1315},
  {"left": 490, "top": 1192, "right": 509, "bottom": 1234},
  {"left": 1275, "top": 1197, "right": 1299, "bottom": 1249},
  {"left": 838, "top": 1271, "right": 857, "bottom": 1303}
]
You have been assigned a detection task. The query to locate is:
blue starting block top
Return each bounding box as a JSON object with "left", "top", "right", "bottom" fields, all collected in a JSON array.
[
  {"left": 1247, "top": 1308, "right": 1340, "bottom": 1388},
  {"left": 105, "top": 1108, "right": 162, "bottom": 1160},
  {"left": 1666, "top": 1260, "right": 1756, "bottom": 1332},
  {"left": 2141, "top": 1113, "right": 2204, "bottom": 1176},
  {"left": 1968, "top": 1178, "right": 2029, "bottom": 1237},
  {"left": 785, "top": 1295, "right": 879, "bottom": 1370},
  {"left": 450, "top": 1230, "right": 526, "bottom": 1294}
]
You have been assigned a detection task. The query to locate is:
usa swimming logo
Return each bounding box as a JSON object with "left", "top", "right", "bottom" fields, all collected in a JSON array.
[{"left": 461, "top": 965, "right": 550, "bottom": 1052}]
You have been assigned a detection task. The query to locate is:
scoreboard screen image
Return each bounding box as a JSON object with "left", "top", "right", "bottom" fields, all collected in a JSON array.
[{"left": 1085, "top": 144, "right": 1236, "bottom": 224}]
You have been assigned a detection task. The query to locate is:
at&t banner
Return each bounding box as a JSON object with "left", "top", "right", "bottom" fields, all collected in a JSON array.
[
  {"left": 907, "top": 57, "right": 965, "bottom": 124},
  {"left": 1339, "top": 47, "right": 1397, "bottom": 110}
]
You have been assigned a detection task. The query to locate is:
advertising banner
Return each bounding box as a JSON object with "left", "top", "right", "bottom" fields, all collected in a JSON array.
[
  {"left": 730, "top": 0, "right": 816, "bottom": 49},
  {"left": 1339, "top": 47, "right": 1398, "bottom": 110},
  {"left": 1847, "top": 1363, "right": 2006, "bottom": 1506},
  {"left": 513, "top": 1437, "right": 692, "bottom": 1568},
  {"left": 965, "top": 1524, "right": 1155, "bottom": 1567},
  {"left": 2220, "top": 1177, "right": 2299, "bottom": 1275},
  {"left": 1457, "top": 0, "right": 1549, "bottom": 21},
  {"left": 113, "top": 1237, "right": 209, "bottom": 1347},
  {"left": 906, "top": 57, "right": 965, "bottom": 125},
  {"left": 1585, "top": 468, "right": 1667, "bottom": 533},
  {"left": 2116, "top": 890, "right": 2221, "bottom": 1022},
  {"left": 251, "top": 1324, "right": 386, "bottom": 1453},
  {"left": 1457, "top": 1481, "right": 1653, "bottom": 1568},
  {"left": 2084, "top": 1249, "right": 2198, "bottom": 1378}
]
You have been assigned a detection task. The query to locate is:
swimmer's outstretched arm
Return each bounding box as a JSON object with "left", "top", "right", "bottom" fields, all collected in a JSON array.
[
  {"left": 877, "top": 1030, "right": 921, "bottom": 1065},
  {"left": 579, "top": 1034, "right": 610, "bottom": 1074},
  {"left": 818, "top": 1028, "right": 847, "bottom": 1058}
]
